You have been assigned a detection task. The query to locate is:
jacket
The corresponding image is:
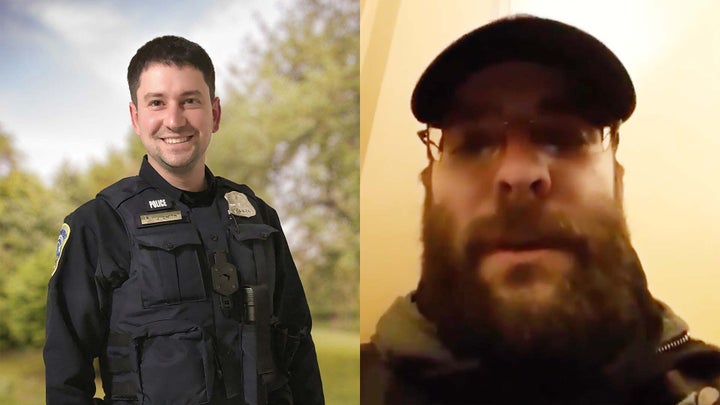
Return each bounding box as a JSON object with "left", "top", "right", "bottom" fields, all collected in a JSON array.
[
  {"left": 361, "top": 293, "right": 720, "bottom": 405},
  {"left": 45, "top": 157, "right": 324, "bottom": 405}
]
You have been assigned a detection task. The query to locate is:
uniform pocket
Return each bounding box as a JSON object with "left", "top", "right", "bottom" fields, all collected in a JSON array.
[
  {"left": 228, "top": 223, "right": 277, "bottom": 243},
  {"left": 134, "top": 320, "right": 215, "bottom": 405},
  {"left": 268, "top": 382, "right": 293, "bottom": 405},
  {"left": 226, "top": 223, "right": 278, "bottom": 285},
  {"left": 135, "top": 223, "right": 207, "bottom": 307}
]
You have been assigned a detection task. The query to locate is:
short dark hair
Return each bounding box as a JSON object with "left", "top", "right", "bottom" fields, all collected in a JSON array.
[{"left": 127, "top": 35, "right": 216, "bottom": 104}]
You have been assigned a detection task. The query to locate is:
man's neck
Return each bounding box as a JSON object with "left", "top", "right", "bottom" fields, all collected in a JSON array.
[{"left": 148, "top": 158, "right": 207, "bottom": 192}]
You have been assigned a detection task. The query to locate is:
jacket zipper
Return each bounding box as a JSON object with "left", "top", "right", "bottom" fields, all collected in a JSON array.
[{"left": 656, "top": 332, "right": 690, "bottom": 353}]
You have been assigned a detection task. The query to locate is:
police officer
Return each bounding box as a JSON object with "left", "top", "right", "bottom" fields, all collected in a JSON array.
[
  {"left": 45, "top": 36, "right": 324, "bottom": 405},
  {"left": 361, "top": 15, "right": 720, "bottom": 405}
]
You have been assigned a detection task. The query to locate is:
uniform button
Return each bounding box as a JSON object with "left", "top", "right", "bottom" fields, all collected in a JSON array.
[
  {"left": 165, "top": 242, "right": 174, "bottom": 249},
  {"left": 211, "top": 234, "right": 218, "bottom": 241}
]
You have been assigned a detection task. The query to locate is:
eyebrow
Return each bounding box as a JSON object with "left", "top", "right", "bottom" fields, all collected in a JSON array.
[{"left": 142, "top": 90, "right": 203, "bottom": 100}]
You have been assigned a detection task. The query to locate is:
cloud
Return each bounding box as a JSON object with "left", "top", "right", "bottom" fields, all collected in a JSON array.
[
  {"left": 0, "top": 0, "right": 284, "bottom": 182},
  {"left": 21, "top": 0, "right": 282, "bottom": 96},
  {"left": 187, "top": 0, "right": 282, "bottom": 95},
  {"left": 30, "top": 1, "right": 129, "bottom": 48},
  {"left": 16, "top": 1, "right": 135, "bottom": 96}
]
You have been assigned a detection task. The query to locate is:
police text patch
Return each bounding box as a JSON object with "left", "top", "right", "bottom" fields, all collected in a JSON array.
[{"left": 147, "top": 198, "right": 169, "bottom": 211}]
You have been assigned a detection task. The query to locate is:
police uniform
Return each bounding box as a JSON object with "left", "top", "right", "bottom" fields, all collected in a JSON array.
[{"left": 45, "top": 156, "right": 324, "bottom": 405}]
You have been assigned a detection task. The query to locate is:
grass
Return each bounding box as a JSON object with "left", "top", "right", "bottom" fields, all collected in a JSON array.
[
  {"left": 314, "top": 327, "right": 359, "bottom": 404},
  {"left": 0, "top": 327, "right": 357, "bottom": 405},
  {"left": 0, "top": 348, "right": 45, "bottom": 405}
]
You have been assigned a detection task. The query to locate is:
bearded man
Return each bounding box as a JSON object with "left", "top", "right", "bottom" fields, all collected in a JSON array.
[{"left": 361, "top": 15, "right": 720, "bottom": 405}]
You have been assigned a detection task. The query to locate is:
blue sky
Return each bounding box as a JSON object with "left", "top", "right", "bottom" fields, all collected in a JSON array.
[{"left": 0, "top": 0, "right": 280, "bottom": 182}]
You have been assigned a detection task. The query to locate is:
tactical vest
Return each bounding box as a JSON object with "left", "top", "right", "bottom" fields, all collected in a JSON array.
[{"left": 96, "top": 176, "right": 282, "bottom": 405}]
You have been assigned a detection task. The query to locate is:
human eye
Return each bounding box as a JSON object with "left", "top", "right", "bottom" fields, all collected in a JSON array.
[
  {"left": 444, "top": 124, "right": 502, "bottom": 159},
  {"left": 183, "top": 98, "right": 202, "bottom": 108},
  {"left": 530, "top": 118, "right": 599, "bottom": 155},
  {"left": 147, "top": 99, "right": 163, "bottom": 108}
]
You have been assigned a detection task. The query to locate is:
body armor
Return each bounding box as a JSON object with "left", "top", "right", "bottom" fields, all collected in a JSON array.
[{"left": 96, "top": 175, "right": 280, "bottom": 405}]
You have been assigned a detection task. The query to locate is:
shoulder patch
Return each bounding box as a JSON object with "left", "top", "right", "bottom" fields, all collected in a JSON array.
[{"left": 52, "top": 223, "right": 71, "bottom": 276}]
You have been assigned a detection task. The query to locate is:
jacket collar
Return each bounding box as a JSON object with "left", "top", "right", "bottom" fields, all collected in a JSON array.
[
  {"left": 371, "top": 292, "right": 690, "bottom": 373},
  {"left": 138, "top": 155, "right": 217, "bottom": 207},
  {"left": 656, "top": 300, "right": 690, "bottom": 353}
]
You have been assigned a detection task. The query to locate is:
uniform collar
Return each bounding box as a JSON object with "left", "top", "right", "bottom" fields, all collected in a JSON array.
[{"left": 139, "top": 155, "right": 217, "bottom": 206}]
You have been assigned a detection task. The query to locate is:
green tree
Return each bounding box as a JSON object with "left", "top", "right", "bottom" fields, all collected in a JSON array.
[
  {"left": 54, "top": 133, "right": 142, "bottom": 207},
  {"left": 0, "top": 131, "right": 63, "bottom": 349},
  {"left": 0, "top": 128, "right": 17, "bottom": 177},
  {"left": 208, "top": 0, "right": 359, "bottom": 324},
  {"left": 2, "top": 241, "right": 55, "bottom": 347},
  {"left": 0, "top": 129, "right": 139, "bottom": 349}
]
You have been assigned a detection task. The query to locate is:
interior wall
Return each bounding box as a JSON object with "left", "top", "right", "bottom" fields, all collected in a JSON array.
[{"left": 360, "top": 0, "right": 720, "bottom": 344}]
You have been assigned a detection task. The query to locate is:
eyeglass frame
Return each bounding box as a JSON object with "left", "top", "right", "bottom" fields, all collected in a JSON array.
[{"left": 417, "top": 119, "right": 621, "bottom": 162}]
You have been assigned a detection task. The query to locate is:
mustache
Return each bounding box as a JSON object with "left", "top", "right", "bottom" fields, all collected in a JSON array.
[
  {"left": 460, "top": 200, "right": 625, "bottom": 267},
  {"left": 157, "top": 127, "right": 197, "bottom": 138},
  {"left": 418, "top": 198, "right": 661, "bottom": 369}
]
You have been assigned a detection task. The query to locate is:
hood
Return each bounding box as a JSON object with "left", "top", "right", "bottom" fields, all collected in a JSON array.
[{"left": 370, "top": 292, "right": 690, "bottom": 378}]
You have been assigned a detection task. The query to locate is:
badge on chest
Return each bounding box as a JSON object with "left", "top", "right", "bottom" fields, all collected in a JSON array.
[
  {"left": 225, "top": 191, "right": 256, "bottom": 218},
  {"left": 211, "top": 251, "right": 240, "bottom": 296}
]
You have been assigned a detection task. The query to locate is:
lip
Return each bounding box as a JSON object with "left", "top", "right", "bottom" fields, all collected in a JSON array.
[
  {"left": 484, "top": 248, "right": 564, "bottom": 263},
  {"left": 492, "top": 238, "right": 578, "bottom": 251},
  {"left": 468, "top": 235, "right": 585, "bottom": 260},
  {"left": 477, "top": 247, "right": 575, "bottom": 283},
  {"left": 159, "top": 135, "right": 194, "bottom": 144}
]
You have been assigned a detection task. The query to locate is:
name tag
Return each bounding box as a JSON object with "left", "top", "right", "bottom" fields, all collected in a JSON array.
[{"left": 139, "top": 210, "right": 183, "bottom": 226}]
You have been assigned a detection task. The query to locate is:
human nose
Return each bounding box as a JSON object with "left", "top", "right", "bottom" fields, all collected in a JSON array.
[
  {"left": 164, "top": 103, "right": 187, "bottom": 131},
  {"left": 494, "top": 134, "right": 551, "bottom": 201}
]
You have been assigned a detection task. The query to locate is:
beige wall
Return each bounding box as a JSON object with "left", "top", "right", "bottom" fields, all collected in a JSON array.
[{"left": 360, "top": 0, "right": 720, "bottom": 343}]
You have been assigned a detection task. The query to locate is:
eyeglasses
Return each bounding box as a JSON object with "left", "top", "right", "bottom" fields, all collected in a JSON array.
[{"left": 418, "top": 115, "right": 618, "bottom": 163}]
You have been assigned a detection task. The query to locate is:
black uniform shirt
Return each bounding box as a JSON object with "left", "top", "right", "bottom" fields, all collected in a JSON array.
[{"left": 45, "top": 157, "right": 324, "bottom": 404}]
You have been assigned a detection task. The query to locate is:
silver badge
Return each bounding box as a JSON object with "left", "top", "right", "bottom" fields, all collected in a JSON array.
[{"left": 225, "top": 191, "right": 256, "bottom": 218}]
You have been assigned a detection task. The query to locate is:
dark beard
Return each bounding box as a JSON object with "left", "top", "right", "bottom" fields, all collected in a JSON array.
[{"left": 415, "top": 198, "right": 663, "bottom": 383}]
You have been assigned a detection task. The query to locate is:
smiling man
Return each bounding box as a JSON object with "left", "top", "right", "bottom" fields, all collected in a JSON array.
[
  {"left": 361, "top": 15, "right": 720, "bottom": 405},
  {"left": 45, "top": 36, "right": 324, "bottom": 405}
]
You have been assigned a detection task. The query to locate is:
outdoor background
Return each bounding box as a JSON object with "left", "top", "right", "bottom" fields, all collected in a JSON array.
[
  {"left": 0, "top": 0, "right": 359, "bottom": 404},
  {"left": 361, "top": 0, "right": 720, "bottom": 343}
]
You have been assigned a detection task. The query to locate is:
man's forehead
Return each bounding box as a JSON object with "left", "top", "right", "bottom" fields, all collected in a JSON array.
[
  {"left": 448, "top": 61, "right": 576, "bottom": 120},
  {"left": 136, "top": 62, "right": 208, "bottom": 94}
]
